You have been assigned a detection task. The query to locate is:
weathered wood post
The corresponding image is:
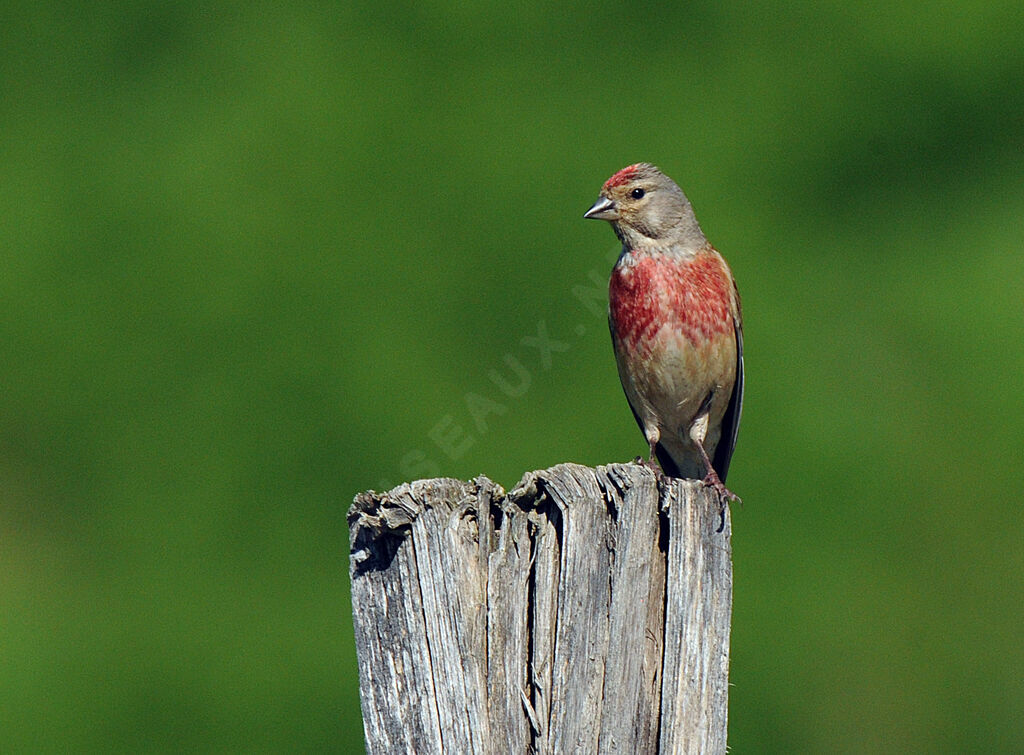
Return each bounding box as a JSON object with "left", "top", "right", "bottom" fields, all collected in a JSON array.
[{"left": 348, "top": 462, "right": 732, "bottom": 754}]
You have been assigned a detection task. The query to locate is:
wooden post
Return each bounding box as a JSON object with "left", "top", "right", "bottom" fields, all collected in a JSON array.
[{"left": 348, "top": 463, "right": 732, "bottom": 754}]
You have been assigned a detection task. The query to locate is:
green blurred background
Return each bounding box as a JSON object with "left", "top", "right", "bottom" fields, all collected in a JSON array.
[{"left": 2, "top": 0, "right": 1022, "bottom": 751}]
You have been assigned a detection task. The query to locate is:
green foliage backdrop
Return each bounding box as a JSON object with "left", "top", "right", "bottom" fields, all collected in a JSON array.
[{"left": 2, "top": 1, "right": 1022, "bottom": 750}]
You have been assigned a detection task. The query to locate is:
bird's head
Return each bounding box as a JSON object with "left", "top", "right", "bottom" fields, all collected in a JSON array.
[{"left": 584, "top": 163, "right": 705, "bottom": 250}]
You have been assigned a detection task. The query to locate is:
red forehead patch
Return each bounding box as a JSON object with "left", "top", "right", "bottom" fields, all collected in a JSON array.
[{"left": 603, "top": 164, "right": 641, "bottom": 192}]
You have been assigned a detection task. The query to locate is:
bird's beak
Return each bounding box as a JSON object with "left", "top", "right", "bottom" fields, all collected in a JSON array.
[{"left": 583, "top": 196, "right": 618, "bottom": 220}]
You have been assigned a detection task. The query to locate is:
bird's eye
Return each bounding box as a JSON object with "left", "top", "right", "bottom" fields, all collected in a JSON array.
[{"left": 631, "top": 188, "right": 645, "bottom": 199}]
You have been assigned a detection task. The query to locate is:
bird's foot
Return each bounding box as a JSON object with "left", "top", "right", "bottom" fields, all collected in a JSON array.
[
  {"left": 702, "top": 472, "right": 740, "bottom": 503},
  {"left": 701, "top": 471, "right": 740, "bottom": 533},
  {"left": 632, "top": 455, "right": 665, "bottom": 480}
]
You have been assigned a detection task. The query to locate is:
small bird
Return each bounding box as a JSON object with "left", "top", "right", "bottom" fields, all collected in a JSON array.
[{"left": 584, "top": 163, "right": 743, "bottom": 503}]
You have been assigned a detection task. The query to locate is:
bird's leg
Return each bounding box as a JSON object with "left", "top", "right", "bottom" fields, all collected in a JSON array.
[
  {"left": 691, "top": 437, "right": 739, "bottom": 533},
  {"left": 633, "top": 426, "right": 664, "bottom": 478},
  {"left": 688, "top": 407, "right": 741, "bottom": 509},
  {"left": 694, "top": 439, "right": 740, "bottom": 502}
]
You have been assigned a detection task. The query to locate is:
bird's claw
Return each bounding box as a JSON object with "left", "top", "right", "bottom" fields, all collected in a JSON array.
[
  {"left": 701, "top": 471, "right": 740, "bottom": 503},
  {"left": 632, "top": 455, "right": 666, "bottom": 482},
  {"left": 701, "top": 472, "right": 740, "bottom": 533},
  {"left": 634, "top": 455, "right": 660, "bottom": 471}
]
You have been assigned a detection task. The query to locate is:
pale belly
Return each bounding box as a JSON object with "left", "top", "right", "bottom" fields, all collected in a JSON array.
[{"left": 612, "top": 324, "right": 736, "bottom": 473}]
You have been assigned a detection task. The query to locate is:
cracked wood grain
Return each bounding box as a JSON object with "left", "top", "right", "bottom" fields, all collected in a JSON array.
[{"left": 349, "top": 463, "right": 732, "bottom": 755}]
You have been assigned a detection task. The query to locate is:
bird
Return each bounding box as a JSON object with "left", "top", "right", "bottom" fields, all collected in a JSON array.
[{"left": 584, "top": 163, "right": 743, "bottom": 504}]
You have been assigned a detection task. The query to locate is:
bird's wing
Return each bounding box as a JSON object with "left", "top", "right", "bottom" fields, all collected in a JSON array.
[{"left": 712, "top": 302, "right": 743, "bottom": 483}]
